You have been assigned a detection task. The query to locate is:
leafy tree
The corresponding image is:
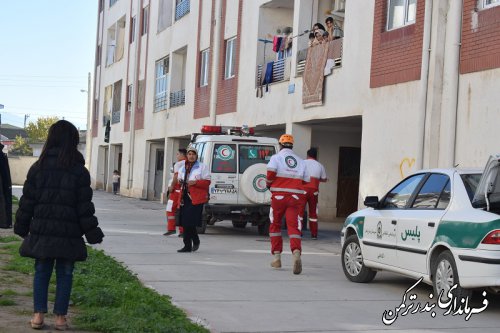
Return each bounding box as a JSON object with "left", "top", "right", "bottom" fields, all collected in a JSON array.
[
  {"left": 9, "top": 135, "right": 33, "bottom": 156},
  {"left": 25, "top": 116, "right": 59, "bottom": 142}
]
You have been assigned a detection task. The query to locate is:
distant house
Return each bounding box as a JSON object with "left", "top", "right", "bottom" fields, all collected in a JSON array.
[
  {"left": 31, "top": 130, "right": 87, "bottom": 157},
  {"left": 0, "top": 124, "right": 28, "bottom": 153}
]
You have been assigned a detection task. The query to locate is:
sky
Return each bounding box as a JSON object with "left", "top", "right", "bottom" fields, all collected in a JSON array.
[{"left": 0, "top": 1, "right": 98, "bottom": 131}]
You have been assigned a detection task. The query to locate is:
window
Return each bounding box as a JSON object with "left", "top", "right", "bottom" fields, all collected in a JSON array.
[
  {"left": 239, "top": 145, "right": 275, "bottom": 173},
  {"left": 436, "top": 181, "right": 451, "bottom": 209},
  {"left": 381, "top": 174, "right": 425, "bottom": 209},
  {"left": 460, "top": 173, "right": 482, "bottom": 202},
  {"left": 200, "top": 49, "right": 210, "bottom": 87},
  {"left": 112, "top": 80, "right": 122, "bottom": 123},
  {"left": 130, "top": 16, "right": 136, "bottom": 43},
  {"left": 212, "top": 144, "right": 237, "bottom": 173},
  {"left": 387, "top": 0, "right": 416, "bottom": 30},
  {"left": 106, "top": 17, "right": 126, "bottom": 66},
  {"left": 197, "top": 142, "right": 206, "bottom": 163},
  {"left": 95, "top": 45, "right": 101, "bottom": 67},
  {"left": 109, "top": 0, "right": 118, "bottom": 7},
  {"left": 142, "top": 6, "right": 149, "bottom": 36},
  {"left": 154, "top": 57, "right": 170, "bottom": 112},
  {"left": 99, "top": 0, "right": 104, "bottom": 12},
  {"left": 411, "top": 174, "right": 450, "bottom": 209},
  {"left": 483, "top": 0, "right": 500, "bottom": 8},
  {"left": 224, "top": 37, "right": 236, "bottom": 79}
]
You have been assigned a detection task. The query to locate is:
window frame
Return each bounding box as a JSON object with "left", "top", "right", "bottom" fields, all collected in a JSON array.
[
  {"left": 224, "top": 37, "right": 237, "bottom": 79},
  {"left": 238, "top": 144, "right": 276, "bottom": 174},
  {"left": 130, "top": 16, "right": 136, "bottom": 44},
  {"left": 211, "top": 143, "right": 237, "bottom": 174},
  {"left": 141, "top": 6, "right": 149, "bottom": 36},
  {"left": 154, "top": 56, "right": 170, "bottom": 112},
  {"left": 483, "top": 0, "right": 500, "bottom": 9},
  {"left": 200, "top": 49, "right": 210, "bottom": 87},
  {"left": 386, "top": 0, "right": 417, "bottom": 31},
  {"left": 409, "top": 173, "right": 451, "bottom": 210},
  {"left": 379, "top": 173, "right": 426, "bottom": 209}
]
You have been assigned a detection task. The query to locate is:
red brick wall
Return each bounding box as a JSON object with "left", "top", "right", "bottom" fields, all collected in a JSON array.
[
  {"left": 215, "top": 0, "right": 243, "bottom": 115},
  {"left": 193, "top": 0, "right": 214, "bottom": 119},
  {"left": 370, "top": 0, "right": 425, "bottom": 88},
  {"left": 460, "top": 1, "right": 500, "bottom": 73}
]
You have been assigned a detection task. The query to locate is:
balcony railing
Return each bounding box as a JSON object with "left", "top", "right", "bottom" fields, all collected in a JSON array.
[
  {"left": 175, "top": 0, "right": 190, "bottom": 21},
  {"left": 255, "top": 58, "right": 291, "bottom": 87},
  {"left": 296, "top": 38, "right": 343, "bottom": 76},
  {"left": 154, "top": 93, "right": 168, "bottom": 112},
  {"left": 111, "top": 110, "right": 121, "bottom": 124},
  {"left": 169, "top": 90, "right": 185, "bottom": 108}
]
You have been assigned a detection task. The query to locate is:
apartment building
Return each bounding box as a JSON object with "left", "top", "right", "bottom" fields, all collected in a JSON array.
[{"left": 89, "top": 0, "right": 500, "bottom": 220}]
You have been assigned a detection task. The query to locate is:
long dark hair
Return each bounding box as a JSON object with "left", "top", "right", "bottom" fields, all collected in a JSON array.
[{"left": 38, "top": 120, "right": 84, "bottom": 168}]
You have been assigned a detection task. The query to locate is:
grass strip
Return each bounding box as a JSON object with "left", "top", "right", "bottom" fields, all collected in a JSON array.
[{"left": 0, "top": 235, "right": 208, "bottom": 333}]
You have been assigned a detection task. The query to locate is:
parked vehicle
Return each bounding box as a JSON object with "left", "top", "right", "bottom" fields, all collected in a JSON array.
[
  {"left": 341, "top": 155, "right": 500, "bottom": 299},
  {"left": 189, "top": 125, "right": 279, "bottom": 235}
]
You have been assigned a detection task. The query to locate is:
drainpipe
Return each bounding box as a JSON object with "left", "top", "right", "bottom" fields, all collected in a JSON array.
[
  {"left": 419, "top": 0, "right": 434, "bottom": 170},
  {"left": 127, "top": 0, "right": 142, "bottom": 192},
  {"left": 209, "top": 0, "right": 223, "bottom": 126}
]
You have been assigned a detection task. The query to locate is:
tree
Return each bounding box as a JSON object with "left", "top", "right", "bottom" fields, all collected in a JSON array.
[
  {"left": 9, "top": 135, "right": 33, "bottom": 156},
  {"left": 25, "top": 116, "right": 59, "bottom": 143}
]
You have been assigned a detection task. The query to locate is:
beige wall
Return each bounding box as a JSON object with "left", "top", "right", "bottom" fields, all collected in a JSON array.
[{"left": 8, "top": 156, "right": 38, "bottom": 185}]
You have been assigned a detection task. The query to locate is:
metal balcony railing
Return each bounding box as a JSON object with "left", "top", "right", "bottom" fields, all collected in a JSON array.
[
  {"left": 169, "top": 90, "right": 185, "bottom": 108},
  {"left": 111, "top": 110, "right": 121, "bottom": 124},
  {"left": 296, "top": 38, "right": 343, "bottom": 76},
  {"left": 255, "top": 58, "right": 290, "bottom": 87},
  {"left": 175, "top": 0, "right": 190, "bottom": 21},
  {"left": 154, "top": 94, "right": 168, "bottom": 112}
]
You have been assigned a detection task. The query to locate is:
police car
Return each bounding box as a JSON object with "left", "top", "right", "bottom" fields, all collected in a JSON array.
[
  {"left": 341, "top": 154, "right": 500, "bottom": 299},
  {"left": 189, "top": 125, "right": 279, "bottom": 235}
]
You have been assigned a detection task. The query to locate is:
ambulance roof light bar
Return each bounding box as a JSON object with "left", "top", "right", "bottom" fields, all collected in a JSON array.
[{"left": 200, "top": 125, "right": 255, "bottom": 136}]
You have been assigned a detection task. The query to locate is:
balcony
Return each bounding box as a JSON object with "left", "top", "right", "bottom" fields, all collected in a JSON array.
[
  {"left": 175, "top": 0, "right": 190, "bottom": 21},
  {"left": 169, "top": 90, "right": 185, "bottom": 108},
  {"left": 256, "top": 58, "right": 291, "bottom": 87},
  {"left": 111, "top": 110, "right": 121, "bottom": 124},
  {"left": 296, "top": 38, "right": 343, "bottom": 76}
]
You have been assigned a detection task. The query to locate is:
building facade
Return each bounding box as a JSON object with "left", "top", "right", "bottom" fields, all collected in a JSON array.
[{"left": 89, "top": 0, "right": 500, "bottom": 220}]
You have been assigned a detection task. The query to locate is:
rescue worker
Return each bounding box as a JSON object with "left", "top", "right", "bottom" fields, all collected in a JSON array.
[
  {"left": 300, "top": 147, "right": 328, "bottom": 239},
  {"left": 164, "top": 148, "right": 187, "bottom": 236},
  {"left": 267, "top": 134, "right": 309, "bottom": 275}
]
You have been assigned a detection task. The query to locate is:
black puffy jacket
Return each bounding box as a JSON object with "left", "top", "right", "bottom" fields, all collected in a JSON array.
[{"left": 14, "top": 148, "right": 104, "bottom": 261}]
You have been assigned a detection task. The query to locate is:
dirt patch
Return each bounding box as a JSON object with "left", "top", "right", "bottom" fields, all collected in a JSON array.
[{"left": 0, "top": 228, "right": 96, "bottom": 333}]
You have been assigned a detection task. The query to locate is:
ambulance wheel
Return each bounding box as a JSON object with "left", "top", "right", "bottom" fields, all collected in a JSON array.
[
  {"left": 258, "top": 221, "right": 269, "bottom": 236},
  {"left": 341, "top": 235, "right": 376, "bottom": 283},
  {"left": 432, "top": 251, "right": 471, "bottom": 302},
  {"left": 197, "top": 212, "right": 208, "bottom": 234},
  {"left": 232, "top": 221, "right": 247, "bottom": 228}
]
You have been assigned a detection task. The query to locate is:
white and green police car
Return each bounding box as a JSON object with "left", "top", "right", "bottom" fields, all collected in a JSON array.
[{"left": 341, "top": 154, "right": 500, "bottom": 298}]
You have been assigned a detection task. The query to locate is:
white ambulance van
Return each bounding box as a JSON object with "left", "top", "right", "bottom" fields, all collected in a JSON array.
[{"left": 189, "top": 125, "right": 279, "bottom": 235}]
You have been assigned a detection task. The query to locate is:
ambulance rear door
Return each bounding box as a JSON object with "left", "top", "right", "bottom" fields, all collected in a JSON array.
[{"left": 209, "top": 142, "right": 239, "bottom": 204}]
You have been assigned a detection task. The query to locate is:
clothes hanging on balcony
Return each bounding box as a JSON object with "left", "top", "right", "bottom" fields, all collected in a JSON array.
[
  {"left": 262, "top": 61, "right": 274, "bottom": 92},
  {"left": 272, "top": 36, "right": 282, "bottom": 52}
]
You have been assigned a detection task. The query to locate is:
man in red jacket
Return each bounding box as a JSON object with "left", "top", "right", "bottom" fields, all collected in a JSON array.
[
  {"left": 267, "top": 134, "right": 309, "bottom": 274},
  {"left": 301, "top": 147, "right": 328, "bottom": 239}
]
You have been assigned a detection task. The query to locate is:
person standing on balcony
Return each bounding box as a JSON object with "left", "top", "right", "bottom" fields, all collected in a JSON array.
[
  {"left": 176, "top": 145, "right": 211, "bottom": 252},
  {"left": 325, "top": 17, "right": 334, "bottom": 41},
  {"left": 300, "top": 148, "right": 328, "bottom": 240},
  {"left": 164, "top": 148, "right": 187, "bottom": 236},
  {"left": 266, "top": 134, "right": 309, "bottom": 275}
]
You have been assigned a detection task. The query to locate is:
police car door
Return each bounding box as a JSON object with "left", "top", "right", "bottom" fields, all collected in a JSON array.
[{"left": 210, "top": 143, "right": 238, "bottom": 203}]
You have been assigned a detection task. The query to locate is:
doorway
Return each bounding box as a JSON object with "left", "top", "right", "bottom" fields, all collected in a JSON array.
[{"left": 336, "top": 147, "right": 361, "bottom": 217}]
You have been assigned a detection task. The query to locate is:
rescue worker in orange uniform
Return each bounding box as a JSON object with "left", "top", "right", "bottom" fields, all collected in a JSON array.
[
  {"left": 266, "top": 134, "right": 309, "bottom": 275},
  {"left": 300, "top": 147, "right": 328, "bottom": 239},
  {"left": 164, "top": 148, "right": 187, "bottom": 236}
]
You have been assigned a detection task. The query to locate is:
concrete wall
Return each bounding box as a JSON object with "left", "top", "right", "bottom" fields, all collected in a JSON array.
[{"left": 8, "top": 156, "right": 38, "bottom": 185}]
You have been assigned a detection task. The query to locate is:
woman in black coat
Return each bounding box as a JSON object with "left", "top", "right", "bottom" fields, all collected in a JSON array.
[{"left": 14, "top": 120, "right": 104, "bottom": 330}]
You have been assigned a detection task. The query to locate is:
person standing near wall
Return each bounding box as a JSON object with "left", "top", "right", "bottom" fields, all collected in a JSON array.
[
  {"left": 0, "top": 142, "right": 12, "bottom": 228},
  {"left": 164, "top": 148, "right": 187, "bottom": 236},
  {"left": 112, "top": 170, "right": 120, "bottom": 195},
  {"left": 176, "top": 145, "right": 210, "bottom": 252},
  {"left": 301, "top": 148, "right": 328, "bottom": 239},
  {"left": 266, "top": 134, "right": 309, "bottom": 275},
  {"left": 14, "top": 120, "right": 104, "bottom": 330}
]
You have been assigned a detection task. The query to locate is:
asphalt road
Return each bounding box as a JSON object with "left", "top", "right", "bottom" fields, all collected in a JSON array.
[{"left": 12, "top": 186, "right": 500, "bottom": 332}]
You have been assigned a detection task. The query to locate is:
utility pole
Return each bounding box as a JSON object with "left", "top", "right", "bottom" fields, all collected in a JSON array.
[{"left": 24, "top": 114, "right": 30, "bottom": 128}]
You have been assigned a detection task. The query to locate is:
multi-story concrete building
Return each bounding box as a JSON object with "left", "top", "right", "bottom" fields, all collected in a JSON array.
[{"left": 89, "top": 0, "right": 500, "bottom": 220}]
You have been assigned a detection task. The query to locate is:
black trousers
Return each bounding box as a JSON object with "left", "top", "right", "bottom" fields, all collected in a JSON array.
[{"left": 183, "top": 226, "right": 200, "bottom": 250}]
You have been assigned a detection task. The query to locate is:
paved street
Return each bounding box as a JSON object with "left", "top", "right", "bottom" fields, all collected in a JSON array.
[{"left": 12, "top": 186, "right": 500, "bottom": 332}]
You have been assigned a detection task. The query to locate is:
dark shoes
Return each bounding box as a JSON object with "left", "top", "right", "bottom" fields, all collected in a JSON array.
[
  {"left": 163, "top": 231, "right": 176, "bottom": 236},
  {"left": 177, "top": 247, "right": 191, "bottom": 253},
  {"left": 178, "top": 233, "right": 184, "bottom": 238},
  {"left": 192, "top": 243, "right": 200, "bottom": 252}
]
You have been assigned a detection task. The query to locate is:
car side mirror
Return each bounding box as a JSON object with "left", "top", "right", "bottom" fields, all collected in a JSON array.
[{"left": 364, "top": 196, "right": 379, "bottom": 208}]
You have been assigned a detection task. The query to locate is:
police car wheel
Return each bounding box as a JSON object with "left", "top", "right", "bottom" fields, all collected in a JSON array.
[
  {"left": 341, "top": 235, "right": 376, "bottom": 283},
  {"left": 432, "top": 251, "right": 471, "bottom": 302}
]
